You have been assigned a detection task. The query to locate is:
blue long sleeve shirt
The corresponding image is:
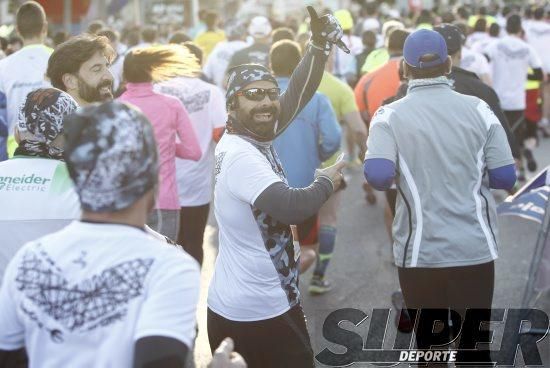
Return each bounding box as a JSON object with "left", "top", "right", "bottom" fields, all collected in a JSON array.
[{"left": 274, "top": 77, "right": 341, "bottom": 188}]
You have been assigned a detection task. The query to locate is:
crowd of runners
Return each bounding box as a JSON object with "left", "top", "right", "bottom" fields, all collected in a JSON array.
[{"left": 0, "top": 0, "right": 548, "bottom": 367}]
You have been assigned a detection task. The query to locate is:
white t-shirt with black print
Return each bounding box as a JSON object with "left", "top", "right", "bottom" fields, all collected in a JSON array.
[
  {"left": 0, "top": 221, "right": 200, "bottom": 368},
  {"left": 208, "top": 133, "right": 301, "bottom": 321}
]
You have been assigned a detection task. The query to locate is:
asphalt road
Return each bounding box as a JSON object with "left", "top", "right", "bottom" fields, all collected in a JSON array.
[{"left": 194, "top": 135, "right": 550, "bottom": 367}]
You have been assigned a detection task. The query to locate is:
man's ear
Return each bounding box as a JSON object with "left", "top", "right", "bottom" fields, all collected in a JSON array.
[
  {"left": 445, "top": 56, "right": 452, "bottom": 75},
  {"left": 401, "top": 60, "right": 410, "bottom": 79},
  {"left": 62, "top": 73, "right": 78, "bottom": 92}
]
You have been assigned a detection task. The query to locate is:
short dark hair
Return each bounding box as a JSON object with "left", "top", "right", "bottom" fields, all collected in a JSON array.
[
  {"left": 441, "top": 12, "right": 456, "bottom": 23},
  {"left": 169, "top": 31, "right": 191, "bottom": 44},
  {"left": 406, "top": 55, "right": 449, "bottom": 79},
  {"left": 270, "top": 40, "right": 301, "bottom": 77},
  {"left": 205, "top": 11, "right": 219, "bottom": 29},
  {"left": 124, "top": 28, "right": 141, "bottom": 48},
  {"left": 473, "top": 18, "right": 487, "bottom": 32},
  {"left": 271, "top": 27, "right": 295, "bottom": 43},
  {"left": 387, "top": 29, "right": 410, "bottom": 54},
  {"left": 53, "top": 31, "right": 68, "bottom": 47},
  {"left": 47, "top": 35, "right": 115, "bottom": 91},
  {"left": 456, "top": 6, "right": 470, "bottom": 20},
  {"left": 362, "top": 30, "right": 376, "bottom": 48},
  {"left": 506, "top": 14, "right": 522, "bottom": 34},
  {"left": 9, "top": 35, "right": 23, "bottom": 46},
  {"left": 534, "top": 7, "right": 545, "bottom": 20},
  {"left": 141, "top": 26, "right": 157, "bottom": 43},
  {"left": 16, "top": 1, "right": 46, "bottom": 39},
  {"left": 489, "top": 23, "right": 500, "bottom": 37},
  {"left": 87, "top": 20, "right": 105, "bottom": 35},
  {"left": 182, "top": 41, "right": 203, "bottom": 64},
  {"left": 364, "top": 1, "right": 378, "bottom": 16},
  {"left": 97, "top": 29, "right": 118, "bottom": 44}
]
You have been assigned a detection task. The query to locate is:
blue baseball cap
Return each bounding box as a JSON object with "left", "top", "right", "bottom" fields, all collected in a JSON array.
[{"left": 403, "top": 29, "right": 448, "bottom": 69}]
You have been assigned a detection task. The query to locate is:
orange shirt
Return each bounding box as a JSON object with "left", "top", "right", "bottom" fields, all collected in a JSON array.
[{"left": 354, "top": 58, "right": 402, "bottom": 119}]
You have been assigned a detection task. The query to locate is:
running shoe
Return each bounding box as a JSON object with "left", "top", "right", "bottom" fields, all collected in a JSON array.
[
  {"left": 523, "top": 148, "right": 537, "bottom": 172},
  {"left": 309, "top": 276, "right": 332, "bottom": 295}
]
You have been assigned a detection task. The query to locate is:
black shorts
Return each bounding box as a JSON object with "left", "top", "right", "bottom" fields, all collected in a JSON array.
[
  {"left": 207, "top": 305, "right": 314, "bottom": 368},
  {"left": 297, "top": 214, "right": 318, "bottom": 246}
]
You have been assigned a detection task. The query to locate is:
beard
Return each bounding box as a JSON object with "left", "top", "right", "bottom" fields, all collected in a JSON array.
[
  {"left": 77, "top": 77, "right": 113, "bottom": 103},
  {"left": 237, "top": 105, "right": 279, "bottom": 141}
]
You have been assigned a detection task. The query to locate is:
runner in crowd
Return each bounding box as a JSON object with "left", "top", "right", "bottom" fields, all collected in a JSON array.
[
  {"left": 271, "top": 39, "right": 342, "bottom": 273},
  {"left": 203, "top": 20, "right": 247, "bottom": 89},
  {"left": 207, "top": 8, "right": 346, "bottom": 366},
  {"left": 0, "top": 101, "right": 245, "bottom": 368},
  {"left": 46, "top": 35, "right": 116, "bottom": 106},
  {"left": 157, "top": 49, "right": 227, "bottom": 266},
  {"left": 355, "top": 28, "right": 409, "bottom": 240},
  {"left": 332, "top": 9, "right": 362, "bottom": 85},
  {"left": 360, "top": 20, "right": 405, "bottom": 74},
  {"left": 118, "top": 45, "right": 202, "bottom": 240},
  {"left": 227, "top": 16, "right": 272, "bottom": 70},
  {"left": 0, "top": 2, "right": 548, "bottom": 366},
  {"left": 0, "top": 88, "right": 79, "bottom": 284},
  {"left": 524, "top": 7, "right": 550, "bottom": 133},
  {"left": 465, "top": 18, "right": 489, "bottom": 48},
  {"left": 364, "top": 29, "right": 516, "bottom": 364},
  {"left": 455, "top": 21, "right": 493, "bottom": 86},
  {"left": 486, "top": 14, "right": 544, "bottom": 181},
  {"left": 194, "top": 11, "right": 226, "bottom": 61},
  {"left": 0, "top": 101, "right": 201, "bottom": 367},
  {"left": 0, "top": 1, "right": 52, "bottom": 157},
  {"left": 305, "top": 46, "right": 368, "bottom": 294}
]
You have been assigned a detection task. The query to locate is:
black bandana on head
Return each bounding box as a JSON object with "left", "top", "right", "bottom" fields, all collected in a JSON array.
[
  {"left": 63, "top": 101, "right": 159, "bottom": 213},
  {"left": 225, "top": 64, "right": 279, "bottom": 142},
  {"left": 14, "top": 88, "right": 78, "bottom": 160},
  {"left": 225, "top": 64, "right": 278, "bottom": 103}
]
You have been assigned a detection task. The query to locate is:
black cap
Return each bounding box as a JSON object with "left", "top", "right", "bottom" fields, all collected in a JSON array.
[{"left": 434, "top": 23, "right": 465, "bottom": 55}]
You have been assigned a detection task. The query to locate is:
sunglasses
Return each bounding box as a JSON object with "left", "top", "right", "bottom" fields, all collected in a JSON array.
[{"left": 236, "top": 87, "right": 280, "bottom": 102}]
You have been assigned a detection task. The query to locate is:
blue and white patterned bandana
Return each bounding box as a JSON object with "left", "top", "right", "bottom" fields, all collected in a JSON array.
[
  {"left": 225, "top": 64, "right": 278, "bottom": 103},
  {"left": 63, "top": 101, "right": 159, "bottom": 212}
]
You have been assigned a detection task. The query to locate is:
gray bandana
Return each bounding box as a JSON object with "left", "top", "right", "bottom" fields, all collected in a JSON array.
[
  {"left": 225, "top": 64, "right": 278, "bottom": 103},
  {"left": 408, "top": 76, "right": 452, "bottom": 91},
  {"left": 63, "top": 101, "right": 159, "bottom": 212},
  {"left": 15, "top": 88, "right": 78, "bottom": 160}
]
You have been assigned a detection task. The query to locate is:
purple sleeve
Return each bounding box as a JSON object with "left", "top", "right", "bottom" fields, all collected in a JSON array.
[
  {"left": 364, "top": 158, "right": 395, "bottom": 191},
  {"left": 488, "top": 164, "right": 516, "bottom": 190}
]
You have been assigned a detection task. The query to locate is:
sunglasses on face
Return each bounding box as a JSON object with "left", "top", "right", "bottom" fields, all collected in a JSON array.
[{"left": 236, "top": 87, "right": 280, "bottom": 102}]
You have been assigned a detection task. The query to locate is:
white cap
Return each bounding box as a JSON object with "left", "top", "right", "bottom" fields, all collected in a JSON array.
[{"left": 248, "top": 16, "right": 272, "bottom": 38}]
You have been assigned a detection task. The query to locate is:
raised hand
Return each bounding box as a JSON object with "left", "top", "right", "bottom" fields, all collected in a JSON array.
[{"left": 307, "top": 6, "right": 348, "bottom": 53}]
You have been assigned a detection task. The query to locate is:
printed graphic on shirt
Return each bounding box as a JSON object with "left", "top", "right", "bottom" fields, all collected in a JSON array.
[
  {"left": 159, "top": 86, "right": 211, "bottom": 115},
  {"left": 496, "top": 44, "right": 530, "bottom": 59},
  {"left": 214, "top": 151, "right": 226, "bottom": 183},
  {"left": 15, "top": 249, "right": 154, "bottom": 339},
  {"left": 250, "top": 142, "right": 299, "bottom": 306},
  {"left": 251, "top": 207, "right": 300, "bottom": 306}
]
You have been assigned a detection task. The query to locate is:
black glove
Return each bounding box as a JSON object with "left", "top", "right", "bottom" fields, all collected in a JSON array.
[{"left": 307, "top": 6, "right": 345, "bottom": 51}]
